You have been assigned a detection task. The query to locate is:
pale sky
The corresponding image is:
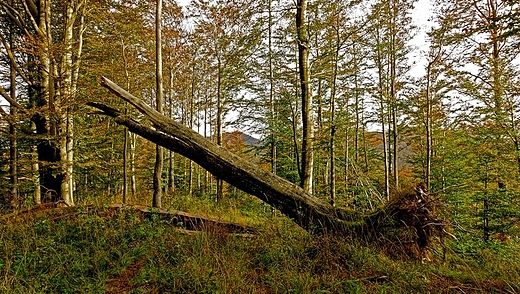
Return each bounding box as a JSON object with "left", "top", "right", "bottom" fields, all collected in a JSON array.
[
  {"left": 409, "top": 0, "right": 435, "bottom": 77},
  {"left": 176, "top": 0, "right": 190, "bottom": 6}
]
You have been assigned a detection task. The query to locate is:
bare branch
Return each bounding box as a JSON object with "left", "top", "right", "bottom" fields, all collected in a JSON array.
[
  {"left": 0, "top": 34, "right": 33, "bottom": 86},
  {"left": 0, "top": 87, "right": 23, "bottom": 110},
  {"left": 0, "top": 3, "right": 30, "bottom": 35}
]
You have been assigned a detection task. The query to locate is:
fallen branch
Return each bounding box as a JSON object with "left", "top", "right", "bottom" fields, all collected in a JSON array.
[{"left": 109, "top": 204, "right": 256, "bottom": 234}]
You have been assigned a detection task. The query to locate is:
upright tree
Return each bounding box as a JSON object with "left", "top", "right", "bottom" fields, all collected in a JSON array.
[
  {"left": 8, "top": 11, "right": 18, "bottom": 208},
  {"left": 153, "top": 0, "right": 164, "bottom": 208},
  {"left": 0, "top": 0, "right": 86, "bottom": 205},
  {"left": 187, "top": 0, "right": 262, "bottom": 200},
  {"left": 296, "top": 0, "right": 314, "bottom": 193},
  {"left": 366, "top": 0, "right": 415, "bottom": 196}
]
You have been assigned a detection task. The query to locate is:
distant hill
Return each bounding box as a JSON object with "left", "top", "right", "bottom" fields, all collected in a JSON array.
[
  {"left": 369, "top": 131, "right": 413, "bottom": 169},
  {"left": 237, "top": 132, "right": 259, "bottom": 146},
  {"left": 223, "top": 131, "right": 259, "bottom": 146}
]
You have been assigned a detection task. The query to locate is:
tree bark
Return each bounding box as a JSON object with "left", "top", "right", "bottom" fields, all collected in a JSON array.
[
  {"left": 122, "top": 39, "right": 131, "bottom": 204},
  {"left": 296, "top": 0, "right": 314, "bottom": 194},
  {"left": 268, "top": 0, "right": 277, "bottom": 176},
  {"left": 389, "top": 1, "right": 399, "bottom": 190},
  {"left": 8, "top": 16, "right": 18, "bottom": 208},
  {"left": 153, "top": 0, "right": 164, "bottom": 208},
  {"left": 58, "top": 0, "right": 77, "bottom": 206},
  {"left": 167, "top": 62, "right": 176, "bottom": 194},
  {"left": 374, "top": 25, "right": 390, "bottom": 201},
  {"left": 216, "top": 60, "right": 224, "bottom": 201}
]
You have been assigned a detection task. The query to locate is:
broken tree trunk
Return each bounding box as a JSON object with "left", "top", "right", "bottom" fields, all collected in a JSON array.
[
  {"left": 89, "top": 78, "right": 346, "bottom": 234},
  {"left": 88, "top": 77, "right": 445, "bottom": 258}
]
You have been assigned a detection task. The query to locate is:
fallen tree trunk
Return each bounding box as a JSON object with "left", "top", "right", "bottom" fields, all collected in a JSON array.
[
  {"left": 88, "top": 77, "right": 445, "bottom": 258},
  {"left": 90, "top": 77, "right": 352, "bottom": 234}
]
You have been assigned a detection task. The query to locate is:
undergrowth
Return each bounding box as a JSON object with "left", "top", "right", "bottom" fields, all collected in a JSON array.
[{"left": 0, "top": 202, "right": 519, "bottom": 293}]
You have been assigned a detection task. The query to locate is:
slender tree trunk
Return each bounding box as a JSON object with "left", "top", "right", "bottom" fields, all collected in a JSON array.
[
  {"left": 153, "top": 0, "right": 164, "bottom": 208},
  {"left": 330, "top": 126, "right": 336, "bottom": 205},
  {"left": 389, "top": 3, "right": 399, "bottom": 190},
  {"left": 381, "top": 102, "right": 390, "bottom": 200},
  {"left": 515, "top": 144, "right": 520, "bottom": 175},
  {"left": 268, "top": 0, "right": 276, "bottom": 175},
  {"left": 123, "top": 123, "right": 129, "bottom": 203},
  {"left": 290, "top": 98, "right": 301, "bottom": 179},
  {"left": 9, "top": 26, "right": 18, "bottom": 208},
  {"left": 362, "top": 119, "right": 369, "bottom": 173},
  {"left": 188, "top": 87, "right": 194, "bottom": 196},
  {"left": 123, "top": 93, "right": 129, "bottom": 202},
  {"left": 168, "top": 65, "right": 175, "bottom": 194},
  {"left": 196, "top": 109, "right": 202, "bottom": 192},
  {"left": 122, "top": 39, "right": 130, "bottom": 204},
  {"left": 375, "top": 26, "right": 390, "bottom": 200},
  {"left": 204, "top": 95, "right": 209, "bottom": 196},
  {"left": 296, "top": 0, "right": 314, "bottom": 194},
  {"left": 317, "top": 81, "right": 327, "bottom": 187},
  {"left": 379, "top": 90, "right": 390, "bottom": 200},
  {"left": 353, "top": 43, "right": 360, "bottom": 165},
  {"left": 425, "top": 60, "right": 433, "bottom": 192},
  {"left": 392, "top": 107, "right": 398, "bottom": 189},
  {"left": 390, "top": 61, "right": 399, "bottom": 189},
  {"left": 67, "top": 0, "right": 86, "bottom": 205},
  {"left": 131, "top": 133, "right": 137, "bottom": 197},
  {"left": 216, "top": 60, "right": 224, "bottom": 201},
  {"left": 344, "top": 129, "right": 349, "bottom": 191},
  {"left": 329, "top": 38, "right": 340, "bottom": 206}
]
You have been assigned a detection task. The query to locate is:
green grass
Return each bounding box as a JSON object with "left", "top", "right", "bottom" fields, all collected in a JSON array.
[{"left": 0, "top": 200, "right": 519, "bottom": 293}]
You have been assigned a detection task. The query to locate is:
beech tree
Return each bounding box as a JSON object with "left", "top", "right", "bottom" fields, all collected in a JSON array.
[
  {"left": 296, "top": 0, "right": 314, "bottom": 194},
  {"left": 0, "top": 0, "right": 87, "bottom": 205},
  {"left": 187, "top": 0, "right": 262, "bottom": 200},
  {"left": 76, "top": 0, "right": 154, "bottom": 201},
  {"left": 434, "top": 0, "right": 520, "bottom": 183},
  {"left": 365, "top": 0, "right": 415, "bottom": 198},
  {"left": 153, "top": 0, "right": 164, "bottom": 208}
]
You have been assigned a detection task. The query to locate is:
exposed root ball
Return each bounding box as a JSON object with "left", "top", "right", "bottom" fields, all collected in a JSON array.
[{"left": 363, "top": 183, "right": 446, "bottom": 259}]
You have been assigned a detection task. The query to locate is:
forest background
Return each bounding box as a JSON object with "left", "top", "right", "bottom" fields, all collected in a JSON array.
[{"left": 0, "top": 0, "right": 520, "bottom": 291}]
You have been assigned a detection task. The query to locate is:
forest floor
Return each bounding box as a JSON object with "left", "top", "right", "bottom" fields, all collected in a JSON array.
[{"left": 0, "top": 198, "right": 519, "bottom": 293}]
